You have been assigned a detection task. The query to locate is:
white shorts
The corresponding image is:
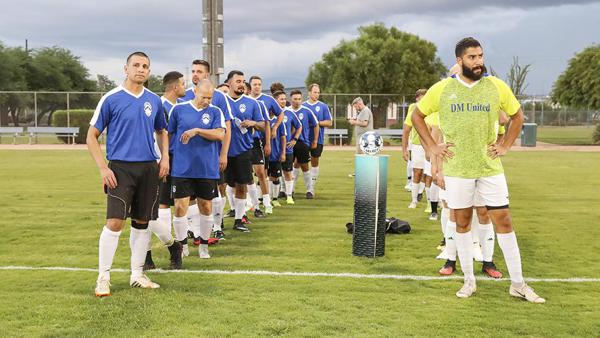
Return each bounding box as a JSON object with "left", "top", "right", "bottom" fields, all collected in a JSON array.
[
  {"left": 439, "top": 187, "right": 447, "bottom": 202},
  {"left": 445, "top": 174, "right": 509, "bottom": 209},
  {"left": 411, "top": 144, "right": 425, "bottom": 169},
  {"left": 424, "top": 160, "right": 432, "bottom": 176}
]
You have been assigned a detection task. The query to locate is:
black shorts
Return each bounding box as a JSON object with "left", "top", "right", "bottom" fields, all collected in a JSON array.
[
  {"left": 105, "top": 160, "right": 159, "bottom": 221},
  {"left": 251, "top": 138, "right": 265, "bottom": 165},
  {"left": 282, "top": 152, "right": 294, "bottom": 171},
  {"left": 310, "top": 144, "right": 324, "bottom": 158},
  {"left": 268, "top": 161, "right": 282, "bottom": 178},
  {"left": 171, "top": 177, "right": 218, "bottom": 201},
  {"left": 293, "top": 141, "right": 311, "bottom": 164},
  {"left": 225, "top": 149, "right": 254, "bottom": 186},
  {"left": 218, "top": 171, "right": 226, "bottom": 186},
  {"left": 158, "top": 153, "right": 174, "bottom": 206}
]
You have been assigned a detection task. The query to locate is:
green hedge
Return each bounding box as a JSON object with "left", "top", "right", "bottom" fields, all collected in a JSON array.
[
  {"left": 51, "top": 109, "right": 94, "bottom": 144},
  {"left": 594, "top": 123, "right": 600, "bottom": 144}
]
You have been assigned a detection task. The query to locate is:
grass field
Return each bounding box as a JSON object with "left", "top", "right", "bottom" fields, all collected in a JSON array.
[
  {"left": 537, "top": 126, "right": 596, "bottom": 145},
  {"left": 1, "top": 149, "right": 599, "bottom": 337}
]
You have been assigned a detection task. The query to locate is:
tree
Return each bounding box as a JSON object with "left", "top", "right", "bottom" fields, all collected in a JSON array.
[
  {"left": 553, "top": 45, "right": 600, "bottom": 110},
  {"left": 96, "top": 74, "right": 117, "bottom": 92},
  {"left": 145, "top": 74, "right": 163, "bottom": 93},
  {"left": 306, "top": 23, "right": 446, "bottom": 128},
  {"left": 506, "top": 56, "right": 531, "bottom": 97},
  {"left": 0, "top": 44, "right": 29, "bottom": 126}
]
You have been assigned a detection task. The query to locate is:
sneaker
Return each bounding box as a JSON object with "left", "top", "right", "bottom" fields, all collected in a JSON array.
[
  {"left": 214, "top": 230, "right": 225, "bottom": 240},
  {"left": 428, "top": 212, "right": 438, "bottom": 221},
  {"left": 193, "top": 236, "right": 201, "bottom": 246},
  {"left": 95, "top": 276, "right": 111, "bottom": 297},
  {"left": 417, "top": 193, "right": 423, "bottom": 202},
  {"left": 182, "top": 243, "right": 189, "bottom": 257},
  {"left": 404, "top": 182, "right": 412, "bottom": 191},
  {"left": 473, "top": 243, "right": 483, "bottom": 262},
  {"left": 278, "top": 191, "right": 286, "bottom": 199},
  {"left": 408, "top": 201, "right": 417, "bottom": 209},
  {"left": 143, "top": 251, "right": 156, "bottom": 271},
  {"left": 456, "top": 280, "right": 477, "bottom": 298},
  {"left": 233, "top": 220, "right": 251, "bottom": 232},
  {"left": 482, "top": 261, "right": 503, "bottom": 279},
  {"left": 130, "top": 274, "right": 160, "bottom": 289},
  {"left": 168, "top": 241, "right": 183, "bottom": 270},
  {"left": 306, "top": 192, "right": 314, "bottom": 199},
  {"left": 436, "top": 238, "right": 446, "bottom": 251},
  {"left": 199, "top": 244, "right": 211, "bottom": 259},
  {"left": 424, "top": 204, "right": 432, "bottom": 213},
  {"left": 225, "top": 209, "right": 235, "bottom": 218},
  {"left": 509, "top": 283, "right": 546, "bottom": 303},
  {"left": 254, "top": 209, "right": 266, "bottom": 218},
  {"left": 187, "top": 230, "right": 195, "bottom": 239},
  {"left": 241, "top": 215, "right": 252, "bottom": 224},
  {"left": 438, "top": 260, "right": 456, "bottom": 275},
  {"left": 272, "top": 200, "right": 281, "bottom": 207},
  {"left": 265, "top": 205, "right": 273, "bottom": 214},
  {"left": 286, "top": 196, "right": 295, "bottom": 205}
]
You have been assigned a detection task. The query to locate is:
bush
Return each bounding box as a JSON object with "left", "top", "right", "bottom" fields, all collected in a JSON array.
[
  {"left": 50, "top": 109, "right": 94, "bottom": 144},
  {"left": 593, "top": 123, "right": 600, "bottom": 144}
]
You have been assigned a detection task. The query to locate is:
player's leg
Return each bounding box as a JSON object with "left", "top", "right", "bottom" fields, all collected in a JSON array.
[
  {"left": 475, "top": 206, "right": 502, "bottom": 278},
  {"left": 308, "top": 144, "right": 323, "bottom": 196},
  {"left": 212, "top": 179, "right": 227, "bottom": 240},
  {"left": 423, "top": 160, "right": 433, "bottom": 213},
  {"left": 282, "top": 155, "right": 295, "bottom": 204},
  {"left": 409, "top": 146, "right": 425, "bottom": 208},
  {"left": 194, "top": 179, "right": 218, "bottom": 259},
  {"left": 231, "top": 151, "right": 252, "bottom": 232}
]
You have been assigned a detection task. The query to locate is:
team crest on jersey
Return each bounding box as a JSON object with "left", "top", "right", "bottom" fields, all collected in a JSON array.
[
  {"left": 239, "top": 104, "right": 247, "bottom": 113},
  {"left": 315, "top": 106, "right": 321, "bottom": 112},
  {"left": 144, "top": 102, "right": 152, "bottom": 117},
  {"left": 283, "top": 116, "right": 288, "bottom": 123},
  {"left": 202, "top": 113, "right": 210, "bottom": 125},
  {"left": 299, "top": 112, "right": 304, "bottom": 120},
  {"left": 448, "top": 94, "right": 458, "bottom": 100}
]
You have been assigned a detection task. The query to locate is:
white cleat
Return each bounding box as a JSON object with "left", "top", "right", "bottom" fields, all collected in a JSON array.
[
  {"left": 199, "top": 244, "right": 211, "bottom": 259},
  {"left": 408, "top": 202, "right": 417, "bottom": 209},
  {"left": 456, "top": 280, "right": 477, "bottom": 298},
  {"left": 130, "top": 274, "right": 160, "bottom": 289},
  {"left": 509, "top": 283, "right": 546, "bottom": 304},
  {"left": 265, "top": 205, "right": 273, "bottom": 214},
  {"left": 95, "top": 276, "right": 111, "bottom": 297},
  {"left": 182, "top": 243, "right": 189, "bottom": 257},
  {"left": 472, "top": 243, "right": 483, "bottom": 262},
  {"left": 404, "top": 182, "right": 412, "bottom": 191}
]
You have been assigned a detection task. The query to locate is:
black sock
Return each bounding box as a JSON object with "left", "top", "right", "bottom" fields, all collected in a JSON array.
[{"left": 431, "top": 201, "right": 438, "bottom": 213}]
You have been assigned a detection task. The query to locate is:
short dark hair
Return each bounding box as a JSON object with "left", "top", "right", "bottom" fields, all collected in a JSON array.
[
  {"left": 290, "top": 89, "right": 302, "bottom": 97},
  {"left": 126, "top": 51, "right": 149, "bottom": 64},
  {"left": 415, "top": 89, "right": 428, "bottom": 99},
  {"left": 455, "top": 37, "right": 482, "bottom": 57},
  {"left": 244, "top": 81, "right": 251, "bottom": 90},
  {"left": 270, "top": 82, "right": 284, "bottom": 95},
  {"left": 217, "top": 83, "right": 229, "bottom": 89},
  {"left": 226, "top": 70, "right": 244, "bottom": 82},
  {"left": 308, "top": 83, "right": 320, "bottom": 91},
  {"left": 249, "top": 75, "right": 262, "bottom": 83},
  {"left": 162, "top": 71, "right": 184, "bottom": 87},
  {"left": 192, "top": 59, "right": 210, "bottom": 72},
  {"left": 272, "top": 90, "right": 285, "bottom": 98}
]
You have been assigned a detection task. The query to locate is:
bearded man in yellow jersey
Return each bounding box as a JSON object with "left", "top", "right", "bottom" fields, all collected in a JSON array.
[{"left": 412, "top": 37, "right": 545, "bottom": 303}]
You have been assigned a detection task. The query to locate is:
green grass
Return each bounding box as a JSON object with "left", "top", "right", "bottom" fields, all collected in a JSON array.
[
  {"left": 0, "top": 150, "right": 599, "bottom": 337},
  {"left": 537, "top": 126, "right": 595, "bottom": 145}
]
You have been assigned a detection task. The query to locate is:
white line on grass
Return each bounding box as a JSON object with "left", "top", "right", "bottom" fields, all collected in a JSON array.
[{"left": 1, "top": 265, "right": 599, "bottom": 283}]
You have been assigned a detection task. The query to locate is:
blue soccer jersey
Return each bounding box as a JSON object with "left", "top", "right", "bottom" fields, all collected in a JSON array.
[
  {"left": 226, "top": 94, "right": 265, "bottom": 157},
  {"left": 168, "top": 102, "right": 225, "bottom": 179},
  {"left": 256, "top": 93, "right": 283, "bottom": 117},
  {"left": 303, "top": 100, "right": 332, "bottom": 145},
  {"left": 291, "top": 106, "right": 318, "bottom": 146},
  {"left": 269, "top": 117, "right": 287, "bottom": 162},
  {"left": 178, "top": 87, "right": 195, "bottom": 102},
  {"left": 282, "top": 108, "right": 301, "bottom": 154},
  {"left": 160, "top": 96, "right": 178, "bottom": 156},
  {"left": 252, "top": 99, "right": 269, "bottom": 140},
  {"left": 91, "top": 86, "right": 167, "bottom": 162}
]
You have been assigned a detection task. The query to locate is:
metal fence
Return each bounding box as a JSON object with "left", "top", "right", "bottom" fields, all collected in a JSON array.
[{"left": 0, "top": 91, "right": 598, "bottom": 129}]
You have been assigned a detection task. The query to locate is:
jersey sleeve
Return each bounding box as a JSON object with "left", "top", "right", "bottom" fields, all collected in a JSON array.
[
  {"left": 322, "top": 104, "right": 332, "bottom": 121},
  {"left": 270, "top": 96, "right": 283, "bottom": 116},
  {"left": 417, "top": 79, "right": 446, "bottom": 116},
  {"left": 154, "top": 97, "right": 167, "bottom": 131},
  {"left": 252, "top": 101, "right": 265, "bottom": 122},
  {"left": 490, "top": 76, "right": 521, "bottom": 116},
  {"left": 90, "top": 94, "right": 111, "bottom": 132},
  {"left": 212, "top": 91, "right": 233, "bottom": 121},
  {"left": 167, "top": 107, "right": 178, "bottom": 135},
  {"left": 291, "top": 112, "right": 301, "bottom": 129},
  {"left": 404, "top": 104, "right": 415, "bottom": 127},
  {"left": 425, "top": 112, "right": 439, "bottom": 127},
  {"left": 212, "top": 107, "right": 226, "bottom": 129},
  {"left": 307, "top": 108, "right": 318, "bottom": 127}
]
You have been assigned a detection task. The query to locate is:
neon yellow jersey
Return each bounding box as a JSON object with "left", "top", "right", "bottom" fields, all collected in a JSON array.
[
  {"left": 425, "top": 112, "right": 439, "bottom": 127},
  {"left": 417, "top": 75, "right": 520, "bottom": 178},
  {"left": 498, "top": 125, "right": 506, "bottom": 135},
  {"left": 403, "top": 103, "right": 422, "bottom": 145}
]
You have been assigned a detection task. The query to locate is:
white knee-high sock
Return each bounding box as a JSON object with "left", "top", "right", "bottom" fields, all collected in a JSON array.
[
  {"left": 418, "top": 182, "right": 425, "bottom": 194},
  {"left": 226, "top": 185, "right": 235, "bottom": 210},
  {"left": 212, "top": 197, "right": 222, "bottom": 231},
  {"left": 98, "top": 226, "right": 121, "bottom": 280},
  {"left": 158, "top": 208, "right": 172, "bottom": 230},
  {"left": 440, "top": 207, "right": 450, "bottom": 236},
  {"left": 130, "top": 227, "right": 151, "bottom": 279},
  {"left": 479, "top": 222, "right": 495, "bottom": 262},
  {"left": 309, "top": 167, "right": 319, "bottom": 193},
  {"left": 187, "top": 206, "right": 200, "bottom": 235},
  {"left": 188, "top": 207, "right": 202, "bottom": 239},
  {"left": 456, "top": 231, "right": 475, "bottom": 282},
  {"left": 285, "top": 180, "right": 294, "bottom": 197},
  {"left": 497, "top": 232, "right": 524, "bottom": 285},
  {"left": 429, "top": 184, "right": 439, "bottom": 202},
  {"left": 172, "top": 216, "right": 188, "bottom": 242},
  {"left": 471, "top": 214, "right": 480, "bottom": 246},
  {"left": 148, "top": 219, "right": 174, "bottom": 246},
  {"left": 425, "top": 187, "right": 430, "bottom": 202},
  {"left": 199, "top": 214, "right": 213, "bottom": 241},
  {"left": 273, "top": 182, "right": 280, "bottom": 199},
  {"left": 445, "top": 221, "right": 457, "bottom": 261},
  {"left": 248, "top": 183, "right": 259, "bottom": 208},
  {"left": 268, "top": 181, "right": 275, "bottom": 199},
  {"left": 293, "top": 167, "right": 300, "bottom": 190},
  {"left": 406, "top": 161, "right": 412, "bottom": 179},
  {"left": 303, "top": 171, "right": 311, "bottom": 192},
  {"left": 263, "top": 193, "right": 271, "bottom": 207},
  {"left": 411, "top": 182, "right": 419, "bottom": 203},
  {"left": 234, "top": 197, "right": 246, "bottom": 220}
]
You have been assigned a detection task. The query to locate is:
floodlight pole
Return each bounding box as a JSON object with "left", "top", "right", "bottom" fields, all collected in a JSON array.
[{"left": 202, "top": 0, "right": 224, "bottom": 85}]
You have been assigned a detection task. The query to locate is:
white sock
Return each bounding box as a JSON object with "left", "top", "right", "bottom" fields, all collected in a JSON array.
[
  {"left": 273, "top": 183, "right": 280, "bottom": 199},
  {"left": 268, "top": 180, "right": 274, "bottom": 199},
  {"left": 189, "top": 207, "right": 202, "bottom": 238},
  {"left": 293, "top": 167, "right": 300, "bottom": 190},
  {"left": 425, "top": 187, "right": 430, "bottom": 202},
  {"left": 199, "top": 214, "right": 213, "bottom": 241},
  {"left": 226, "top": 185, "right": 235, "bottom": 210},
  {"left": 303, "top": 171, "right": 311, "bottom": 192},
  {"left": 440, "top": 207, "right": 449, "bottom": 236},
  {"left": 280, "top": 181, "right": 286, "bottom": 192},
  {"left": 262, "top": 194, "right": 271, "bottom": 208},
  {"left": 248, "top": 183, "right": 259, "bottom": 208},
  {"left": 497, "top": 232, "right": 524, "bottom": 285},
  {"left": 310, "top": 167, "right": 319, "bottom": 193},
  {"left": 406, "top": 161, "right": 412, "bottom": 180},
  {"left": 456, "top": 231, "right": 475, "bottom": 282},
  {"left": 148, "top": 219, "right": 174, "bottom": 246},
  {"left": 172, "top": 216, "right": 188, "bottom": 242},
  {"left": 429, "top": 183, "right": 439, "bottom": 202},
  {"left": 130, "top": 227, "right": 151, "bottom": 279},
  {"left": 418, "top": 182, "right": 425, "bottom": 194},
  {"left": 479, "top": 223, "right": 495, "bottom": 262},
  {"left": 234, "top": 197, "right": 246, "bottom": 220},
  {"left": 158, "top": 208, "right": 172, "bottom": 229},
  {"left": 411, "top": 182, "right": 419, "bottom": 203},
  {"left": 445, "top": 221, "right": 457, "bottom": 261},
  {"left": 212, "top": 197, "right": 224, "bottom": 231},
  {"left": 98, "top": 226, "right": 121, "bottom": 280},
  {"left": 471, "top": 214, "right": 480, "bottom": 246},
  {"left": 285, "top": 180, "right": 294, "bottom": 197}
]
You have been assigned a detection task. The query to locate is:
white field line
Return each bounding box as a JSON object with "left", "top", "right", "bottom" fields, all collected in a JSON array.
[{"left": 1, "top": 265, "right": 599, "bottom": 283}]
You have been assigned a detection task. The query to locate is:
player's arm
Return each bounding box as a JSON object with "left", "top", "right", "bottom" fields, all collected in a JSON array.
[
  {"left": 220, "top": 120, "right": 231, "bottom": 172},
  {"left": 280, "top": 134, "right": 286, "bottom": 162},
  {"left": 488, "top": 109, "right": 524, "bottom": 159},
  {"left": 271, "top": 105, "right": 285, "bottom": 139},
  {"left": 184, "top": 127, "right": 225, "bottom": 143},
  {"left": 430, "top": 125, "right": 445, "bottom": 189},
  {"left": 155, "top": 129, "right": 170, "bottom": 178},
  {"left": 412, "top": 107, "right": 453, "bottom": 161},
  {"left": 401, "top": 124, "right": 412, "bottom": 162},
  {"left": 287, "top": 124, "right": 302, "bottom": 150},
  {"left": 320, "top": 107, "right": 333, "bottom": 127},
  {"left": 86, "top": 126, "right": 117, "bottom": 189}
]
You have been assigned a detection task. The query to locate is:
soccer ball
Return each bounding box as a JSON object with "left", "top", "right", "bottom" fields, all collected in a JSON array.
[{"left": 359, "top": 131, "right": 383, "bottom": 155}]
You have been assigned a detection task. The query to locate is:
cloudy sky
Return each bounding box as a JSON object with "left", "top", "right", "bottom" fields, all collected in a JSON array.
[{"left": 1, "top": 0, "right": 599, "bottom": 95}]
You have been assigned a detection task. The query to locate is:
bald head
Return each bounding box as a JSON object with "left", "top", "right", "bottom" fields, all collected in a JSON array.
[{"left": 194, "top": 79, "right": 215, "bottom": 109}]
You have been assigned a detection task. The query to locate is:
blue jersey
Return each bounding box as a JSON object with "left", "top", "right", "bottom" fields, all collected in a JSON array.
[
  {"left": 179, "top": 87, "right": 195, "bottom": 102},
  {"left": 282, "top": 109, "right": 301, "bottom": 154},
  {"left": 303, "top": 100, "right": 332, "bottom": 145},
  {"left": 168, "top": 102, "right": 225, "bottom": 179},
  {"left": 253, "top": 99, "right": 269, "bottom": 139},
  {"left": 269, "top": 117, "right": 287, "bottom": 162},
  {"left": 255, "top": 93, "right": 283, "bottom": 117},
  {"left": 290, "top": 106, "right": 318, "bottom": 146},
  {"left": 226, "top": 94, "right": 265, "bottom": 156},
  {"left": 91, "top": 86, "right": 166, "bottom": 162},
  {"left": 160, "top": 96, "right": 177, "bottom": 156}
]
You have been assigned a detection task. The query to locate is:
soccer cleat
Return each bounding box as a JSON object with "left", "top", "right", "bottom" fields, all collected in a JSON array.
[
  {"left": 233, "top": 220, "right": 251, "bottom": 232},
  {"left": 214, "top": 230, "right": 225, "bottom": 240},
  {"left": 265, "top": 205, "right": 273, "bottom": 214},
  {"left": 456, "top": 280, "right": 477, "bottom": 298},
  {"left": 436, "top": 238, "right": 446, "bottom": 251},
  {"left": 241, "top": 215, "right": 252, "bottom": 224},
  {"left": 187, "top": 230, "right": 195, "bottom": 239},
  {"left": 482, "top": 261, "right": 503, "bottom": 279},
  {"left": 272, "top": 200, "right": 282, "bottom": 207},
  {"left": 225, "top": 209, "right": 235, "bottom": 218},
  {"left": 254, "top": 209, "right": 266, "bottom": 218},
  {"left": 306, "top": 192, "right": 314, "bottom": 199},
  {"left": 509, "top": 283, "right": 546, "bottom": 303},
  {"left": 143, "top": 251, "right": 156, "bottom": 271},
  {"left": 168, "top": 241, "right": 183, "bottom": 270},
  {"left": 428, "top": 212, "right": 438, "bottom": 221},
  {"left": 438, "top": 260, "right": 456, "bottom": 275},
  {"left": 286, "top": 196, "right": 295, "bottom": 205},
  {"left": 95, "top": 277, "right": 111, "bottom": 297},
  {"left": 424, "top": 204, "right": 432, "bottom": 213},
  {"left": 199, "top": 244, "right": 211, "bottom": 259},
  {"left": 193, "top": 236, "right": 201, "bottom": 246},
  {"left": 472, "top": 243, "right": 483, "bottom": 262},
  {"left": 182, "top": 243, "right": 189, "bottom": 257},
  {"left": 278, "top": 191, "right": 286, "bottom": 199},
  {"left": 417, "top": 193, "right": 423, "bottom": 202},
  {"left": 408, "top": 201, "right": 417, "bottom": 209},
  {"left": 130, "top": 274, "right": 160, "bottom": 289},
  {"left": 404, "top": 182, "right": 412, "bottom": 191}
]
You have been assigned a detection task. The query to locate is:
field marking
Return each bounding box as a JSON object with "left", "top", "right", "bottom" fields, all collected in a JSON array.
[{"left": 1, "top": 265, "right": 599, "bottom": 283}]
